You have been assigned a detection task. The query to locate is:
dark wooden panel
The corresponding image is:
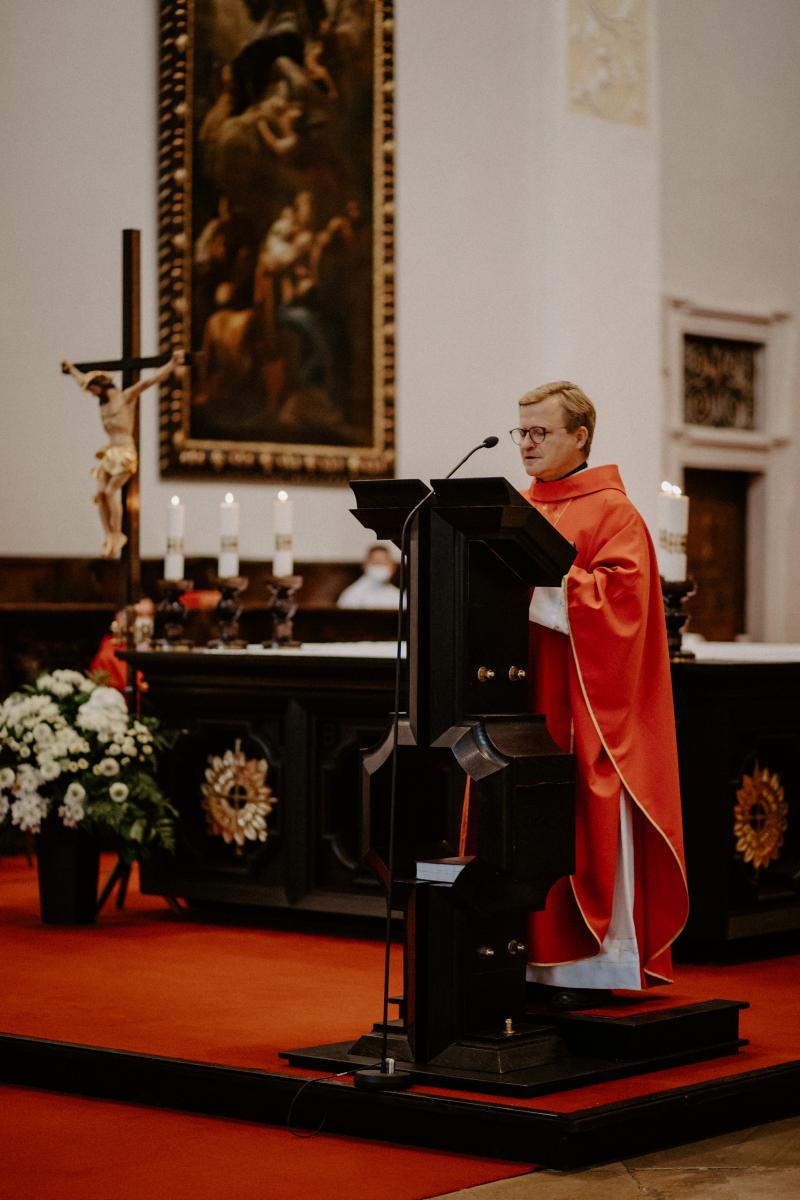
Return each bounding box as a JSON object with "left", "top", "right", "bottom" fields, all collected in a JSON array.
[
  {"left": 130, "top": 649, "right": 404, "bottom": 916},
  {"left": 0, "top": 556, "right": 394, "bottom": 695},
  {"left": 672, "top": 659, "right": 800, "bottom": 949}
]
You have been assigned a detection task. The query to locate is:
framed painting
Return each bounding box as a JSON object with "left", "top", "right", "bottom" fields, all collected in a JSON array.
[{"left": 157, "top": 0, "right": 395, "bottom": 483}]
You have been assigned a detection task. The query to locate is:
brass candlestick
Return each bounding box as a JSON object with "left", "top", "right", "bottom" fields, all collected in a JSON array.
[
  {"left": 154, "top": 579, "right": 194, "bottom": 648},
  {"left": 264, "top": 575, "right": 303, "bottom": 648},
  {"left": 208, "top": 576, "right": 248, "bottom": 649},
  {"left": 661, "top": 577, "right": 696, "bottom": 660}
]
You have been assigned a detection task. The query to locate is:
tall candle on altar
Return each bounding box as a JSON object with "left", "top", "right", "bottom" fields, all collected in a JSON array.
[
  {"left": 656, "top": 481, "right": 689, "bottom": 582},
  {"left": 273, "top": 489, "right": 294, "bottom": 577},
  {"left": 164, "top": 495, "right": 185, "bottom": 581},
  {"left": 218, "top": 492, "right": 240, "bottom": 578}
]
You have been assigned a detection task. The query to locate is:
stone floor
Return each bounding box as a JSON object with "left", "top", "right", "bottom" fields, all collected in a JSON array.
[{"left": 437, "top": 1115, "right": 800, "bottom": 1198}]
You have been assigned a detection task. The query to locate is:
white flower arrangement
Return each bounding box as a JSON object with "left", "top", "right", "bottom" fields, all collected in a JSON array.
[{"left": 0, "top": 670, "right": 176, "bottom": 861}]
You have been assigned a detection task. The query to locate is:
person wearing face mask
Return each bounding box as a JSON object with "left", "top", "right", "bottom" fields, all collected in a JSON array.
[{"left": 336, "top": 543, "right": 401, "bottom": 609}]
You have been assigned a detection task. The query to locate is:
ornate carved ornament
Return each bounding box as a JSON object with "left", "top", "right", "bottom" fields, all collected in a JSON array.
[
  {"left": 733, "top": 764, "right": 788, "bottom": 872},
  {"left": 201, "top": 741, "right": 276, "bottom": 849}
]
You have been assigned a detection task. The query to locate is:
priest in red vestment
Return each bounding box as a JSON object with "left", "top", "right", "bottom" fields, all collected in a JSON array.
[{"left": 509, "top": 381, "right": 689, "bottom": 1006}]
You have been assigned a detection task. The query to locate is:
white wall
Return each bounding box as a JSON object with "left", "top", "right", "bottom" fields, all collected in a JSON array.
[
  {"left": 393, "top": 0, "right": 547, "bottom": 490},
  {"left": 659, "top": 0, "right": 800, "bottom": 315},
  {"left": 0, "top": 0, "right": 797, "bottom": 629},
  {"left": 658, "top": 0, "right": 800, "bottom": 638},
  {"left": 0, "top": 2, "right": 160, "bottom": 559}
]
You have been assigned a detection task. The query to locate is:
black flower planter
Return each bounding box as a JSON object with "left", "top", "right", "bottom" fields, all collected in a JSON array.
[{"left": 36, "top": 819, "right": 100, "bottom": 924}]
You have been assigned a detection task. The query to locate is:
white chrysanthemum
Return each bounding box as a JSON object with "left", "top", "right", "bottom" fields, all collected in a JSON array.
[
  {"left": 38, "top": 759, "right": 61, "bottom": 782},
  {"left": 2, "top": 693, "right": 62, "bottom": 730},
  {"left": 58, "top": 791, "right": 85, "bottom": 828},
  {"left": 84, "top": 686, "right": 127, "bottom": 714},
  {"left": 50, "top": 728, "right": 89, "bottom": 760},
  {"left": 0, "top": 766, "right": 14, "bottom": 789},
  {"left": 64, "top": 781, "right": 86, "bottom": 803},
  {"left": 98, "top": 757, "right": 120, "bottom": 777},
  {"left": 75, "top": 687, "right": 129, "bottom": 736},
  {"left": 121, "top": 739, "right": 136, "bottom": 756},
  {"left": 0, "top": 794, "right": 8, "bottom": 822},
  {"left": 9, "top": 792, "right": 46, "bottom": 834},
  {"left": 53, "top": 669, "right": 89, "bottom": 685},
  {"left": 14, "top": 764, "right": 42, "bottom": 793},
  {"left": 109, "top": 782, "right": 129, "bottom": 803},
  {"left": 36, "top": 672, "right": 74, "bottom": 698},
  {"left": 37, "top": 669, "right": 90, "bottom": 700}
]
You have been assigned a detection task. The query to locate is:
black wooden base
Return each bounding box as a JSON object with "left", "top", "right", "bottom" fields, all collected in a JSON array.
[
  {"left": 282, "top": 999, "right": 747, "bottom": 1097},
  {"left": 0, "top": 1030, "right": 798, "bottom": 1171}
]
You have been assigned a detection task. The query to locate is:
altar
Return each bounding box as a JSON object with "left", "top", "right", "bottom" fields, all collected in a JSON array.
[
  {"left": 129, "top": 640, "right": 800, "bottom": 949},
  {"left": 671, "top": 641, "right": 800, "bottom": 947},
  {"left": 128, "top": 643, "right": 431, "bottom": 919}
]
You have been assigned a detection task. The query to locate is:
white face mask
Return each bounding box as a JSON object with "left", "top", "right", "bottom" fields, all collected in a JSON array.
[{"left": 366, "top": 563, "right": 392, "bottom": 584}]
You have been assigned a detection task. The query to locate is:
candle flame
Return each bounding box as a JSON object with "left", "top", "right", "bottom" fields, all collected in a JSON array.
[
  {"left": 277, "top": 490, "right": 289, "bottom": 502},
  {"left": 672, "top": 484, "right": 683, "bottom": 496},
  {"left": 661, "top": 480, "right": 673, "bottom": 493},
  {"left": 170, "top": 495, "right": 180, "bottom": 506},
  {"left": 224, "top": 492, "right": 235, "bottom": 504}
]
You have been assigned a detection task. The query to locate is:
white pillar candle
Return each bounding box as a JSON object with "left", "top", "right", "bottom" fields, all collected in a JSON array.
[
  {"left": 656, "top": 481, "right": 690, "bottom": 582},
  {"left": 218, "top": 492, "right": 240, "bottom": 578},
  {"left": 164, "top": 495, "right": 185, "bottom": 581},
  {"left": 273, "top": 489, "right": 294, "bottom": 577}
]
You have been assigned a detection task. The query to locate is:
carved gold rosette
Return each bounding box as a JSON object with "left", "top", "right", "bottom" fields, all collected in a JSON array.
[
  {"left": 733, "top": 764, "right": 788, "bottom": 871},
  {"left": 201, "top": 742, "right": 276, "bottom": 850}
]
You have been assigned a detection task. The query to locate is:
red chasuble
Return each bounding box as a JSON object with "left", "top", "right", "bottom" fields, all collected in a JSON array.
[{"left": 523, "top": 464, "right": 688, "bottom": 987}]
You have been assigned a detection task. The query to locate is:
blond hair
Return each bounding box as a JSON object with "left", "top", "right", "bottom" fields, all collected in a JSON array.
[{"left": 519, "top": 380, "right": 595, "bottom": 456}]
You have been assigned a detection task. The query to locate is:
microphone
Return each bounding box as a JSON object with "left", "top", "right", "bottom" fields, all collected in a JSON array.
[{"left": 444, "top": 435, "right": 499, "bottom": 479}]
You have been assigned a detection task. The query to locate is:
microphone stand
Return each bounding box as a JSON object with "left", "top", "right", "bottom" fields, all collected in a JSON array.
[{"left": 353, "top": 437, "right": 498, "bottom": 1091}]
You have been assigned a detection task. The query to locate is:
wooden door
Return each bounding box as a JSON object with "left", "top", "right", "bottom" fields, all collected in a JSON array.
[{"left": 684, "top": 468, "right": 751, "bottom": 642}]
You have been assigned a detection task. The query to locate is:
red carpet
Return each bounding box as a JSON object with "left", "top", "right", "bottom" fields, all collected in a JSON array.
[
  {"left": 2, "top": 853, "right": 799, "bottom": 1189},
  {"left": 0, "top": 857, "right": 532, "bottom": 1199},
  {"left": 0, "top": 1083, "right": 533, "bottom": 1200}
]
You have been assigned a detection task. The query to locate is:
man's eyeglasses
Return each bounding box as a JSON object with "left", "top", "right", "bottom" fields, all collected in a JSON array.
[{"left": 509, "top": 426, "right": 556, "bottom": 446}]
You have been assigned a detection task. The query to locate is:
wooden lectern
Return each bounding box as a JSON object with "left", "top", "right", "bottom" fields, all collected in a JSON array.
[
  {"left": 283, "top": 477, "right": 747, "bottom": 1093},
  {"left": 353, "top": 477, "right": 576, "bottom": 1072}
]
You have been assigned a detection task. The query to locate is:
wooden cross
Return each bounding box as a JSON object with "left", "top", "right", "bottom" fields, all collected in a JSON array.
[{"left": 72, "top": 228, "right": 174, "bottom": 608}]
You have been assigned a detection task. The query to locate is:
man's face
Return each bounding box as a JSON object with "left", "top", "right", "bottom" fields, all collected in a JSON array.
[{"left": 517, "top": 395, "right": 588, "bottom": 481}]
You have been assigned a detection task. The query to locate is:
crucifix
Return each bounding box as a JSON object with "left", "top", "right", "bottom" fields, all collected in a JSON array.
[
  {"left": 60, "top": 230, "right": 185, "bottom": 913},
  {"left": 60, "top": 228, "right": 185, "bottom": 609}
]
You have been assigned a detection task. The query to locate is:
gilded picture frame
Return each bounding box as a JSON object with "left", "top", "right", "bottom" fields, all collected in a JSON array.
[{"left": 157, "top": 0, "right": 395, "bottom": 483}]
